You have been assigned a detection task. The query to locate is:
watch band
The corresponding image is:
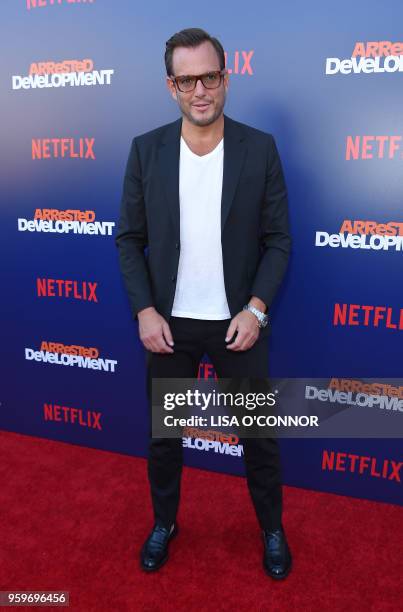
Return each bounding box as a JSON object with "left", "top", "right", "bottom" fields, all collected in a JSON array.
[{"left": 243, "top": 304, "right": 269, "bottom": 328}]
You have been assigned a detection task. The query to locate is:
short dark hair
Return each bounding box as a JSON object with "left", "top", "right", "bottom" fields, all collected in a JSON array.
[{"left": 165, "top": 27, "right": 225, "bottom": 76}]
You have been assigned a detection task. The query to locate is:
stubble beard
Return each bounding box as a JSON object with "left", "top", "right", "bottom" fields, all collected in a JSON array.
[{"left": 179, "top": 92, "right": 226, "bottom": 127}]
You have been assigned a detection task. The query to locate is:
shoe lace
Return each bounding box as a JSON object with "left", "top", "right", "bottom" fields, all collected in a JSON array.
[
  {"left": 264, "top": 529, "right": 282, "bottom": 553},
  {"left": 148, "top": 525, "right": 171, "bottom": 553}
]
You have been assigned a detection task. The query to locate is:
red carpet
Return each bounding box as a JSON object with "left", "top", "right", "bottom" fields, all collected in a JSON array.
[{"left": 0, "top": 430, "right": 401, "bottom": 612}]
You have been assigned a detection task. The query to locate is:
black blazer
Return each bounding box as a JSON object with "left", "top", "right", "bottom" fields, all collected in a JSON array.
[{"left": 115, "top": 114, "right": 291, "bottom": 335}]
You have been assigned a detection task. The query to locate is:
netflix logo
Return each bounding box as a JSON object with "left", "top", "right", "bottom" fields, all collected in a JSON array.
[
  {"left": 224, "top": 51, "right": 254, "bottom": 75},
  {"left": 36, "top": 278, "right": 98, "bottom": 302},
  {"left": 333, "top": 303, "right": 403, "bottom": 331},
  {"left": 44, "top": 402, "right": 102, "bottom": 430},
  {"left": 322, "top": 450, "right": 402, "bottom": 483},
  {"left": 345, "top": 136, "right": 402, "bottom": 160},
  {"left": 198, "top": 362, "right": 218, "bottom": 380},
  {"left": 32, "top": 138, "right": 95, "bottom": 160},
  {"left": 27, "top": 0, "right": 95, "bottom": 9}
]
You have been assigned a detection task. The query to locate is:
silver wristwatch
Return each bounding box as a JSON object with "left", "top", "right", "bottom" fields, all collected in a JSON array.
[{"left": 243, "top": 304, "right": 269, "bottom": 328}]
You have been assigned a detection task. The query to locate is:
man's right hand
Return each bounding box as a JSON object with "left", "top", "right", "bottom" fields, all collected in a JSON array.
[{"left": 138, "top": 307, "right": 174, "bottom": 353}]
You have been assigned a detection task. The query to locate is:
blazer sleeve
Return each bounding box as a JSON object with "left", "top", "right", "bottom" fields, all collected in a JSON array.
[
  {"left": 249, "top": 134, "right": 291, "bottom": 311},
  {"left": 115, "top": 137, "right": 155, "bottom": 320}
]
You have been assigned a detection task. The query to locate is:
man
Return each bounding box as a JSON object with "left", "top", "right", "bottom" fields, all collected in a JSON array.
[{"left": 115, "top": 27, "right": 292, "bottom": 579}]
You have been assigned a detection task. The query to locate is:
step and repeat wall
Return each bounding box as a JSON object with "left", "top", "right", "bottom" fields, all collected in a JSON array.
[{"left": 1, "top": 0, "right": 402, "bottom": 505}]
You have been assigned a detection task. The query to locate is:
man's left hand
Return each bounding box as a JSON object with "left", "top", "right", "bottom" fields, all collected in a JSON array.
[{"left": 225, "top": 310, "right": 260, "bottom": 351}]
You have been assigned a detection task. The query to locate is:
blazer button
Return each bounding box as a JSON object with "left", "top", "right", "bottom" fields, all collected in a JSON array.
[
  {"left": 171, "top": 275, "right": 176, "bottom": 282},
  {"left": 175, "top": 242, "right": 180, "bottom": 250}
]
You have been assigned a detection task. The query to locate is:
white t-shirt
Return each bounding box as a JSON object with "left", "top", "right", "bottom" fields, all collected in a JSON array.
[{"left": 171, "top": 136, "right": 231, "bottom": 320}]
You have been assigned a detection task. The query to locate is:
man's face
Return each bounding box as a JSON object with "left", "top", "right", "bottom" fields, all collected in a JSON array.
[{"left": 166, "top": 40, "right": 229, "bottom": 127}]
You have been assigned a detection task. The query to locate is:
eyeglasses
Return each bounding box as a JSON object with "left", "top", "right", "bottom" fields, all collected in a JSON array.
[{"left": 170, "top": 69, "right": 227, "bottom": 93}]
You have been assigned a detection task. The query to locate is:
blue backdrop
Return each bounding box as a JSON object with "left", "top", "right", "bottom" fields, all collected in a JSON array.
[{"left": 1, "top": 0, "right": 402, "bottom": 505}]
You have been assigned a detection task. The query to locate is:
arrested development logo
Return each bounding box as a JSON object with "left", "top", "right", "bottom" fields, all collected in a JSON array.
[
  {"left": 12, "top": 59, "right": 113, "bottom": 90},
  {"left": 326, "top": 41, "right": 403, "bottom": 75},
  {"left": 27, "top": 0, "right": 95, "bottom": 8},
  {"left": 333, "top": 303, "right": 403, "bottom": 331},
  {"left": 322, "top": 450, "right": 402, "bottom": 483},
  {"left": 44, "top": 402, "right": 102, "bottom": 430},
  {"left": 25, "top": 341, "right": 118, "bottom": 372},
  {"left": 18, "top": 209, "right": 115, "bottom": 236},
  {"left": 306, "top": 378, "right": 403, "bottom": 412},
  {"left": 32, "top": 138, "right": 95, "bottom": 160},
  {"left": 36, "top": 278, "right": 98, "bottom": 302},
  {"left": 182, "top": 426, "right": 244, "bottom": 456},
  {"left": 315, "top": 219, "right": 403, "bottom": 251},
  {"left": 345, "top": 136, "right": 402, "bottom": 160}
]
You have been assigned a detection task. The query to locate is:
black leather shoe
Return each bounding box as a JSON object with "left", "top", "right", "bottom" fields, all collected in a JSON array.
[
  {"left": 140, "top": 522, "right": 178, "bottom": 572},
  {"left": 262, "top": 524, "right": 292, "bottom": 580}
]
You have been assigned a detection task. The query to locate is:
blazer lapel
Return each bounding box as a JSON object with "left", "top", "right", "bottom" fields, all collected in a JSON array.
[
  {"left": 157, "top": 117, "right": 182, "bottom": 239},
  {"left": 221, "top": 114, "right": 247, "bottom": 234}
]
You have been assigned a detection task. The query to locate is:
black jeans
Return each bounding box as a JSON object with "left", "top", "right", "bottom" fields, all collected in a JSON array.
[{"left": 145, "top": 316, "right": 283, "bottom": 532}]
